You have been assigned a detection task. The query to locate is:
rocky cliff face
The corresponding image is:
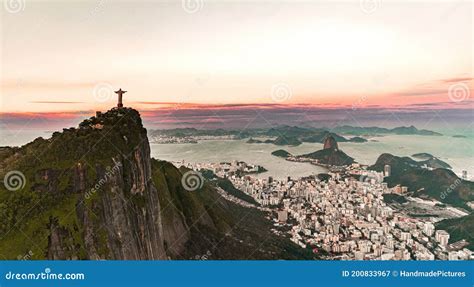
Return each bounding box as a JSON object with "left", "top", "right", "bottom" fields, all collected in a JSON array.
[
  {"left": 0, "top": 108, "right": 314, "bottom": 260},
  {"left": 63, "top": 113, "right": 167, "bottom": 259},
  {"left": 323, "top": 135, "right": 338, "bottom": 150},
  {"left": 70, "top": 148, "right": 168, "bottom": 260},
  {"left": 0, "top": 108, "right": 168, "bottom": 259}
]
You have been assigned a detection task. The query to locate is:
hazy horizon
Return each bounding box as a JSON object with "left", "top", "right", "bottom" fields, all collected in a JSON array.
[
  {"left": 1, "top": 104, "right": 473, "bottom": 148},
  {"left": 1, "top": 0, "right": 473, "bottom": 143},
  {"left": 1, "top": 0, "right": 472, "bottom": 114}
]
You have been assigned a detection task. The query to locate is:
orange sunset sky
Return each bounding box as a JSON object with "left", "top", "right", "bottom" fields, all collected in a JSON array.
[{"left": 0, "top": 0, "right": 473, "bottom": 116}]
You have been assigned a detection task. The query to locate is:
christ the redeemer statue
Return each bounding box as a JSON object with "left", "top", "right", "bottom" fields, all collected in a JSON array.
[{"left": 115, "top": 88, "right": 127, "bottom": 108}]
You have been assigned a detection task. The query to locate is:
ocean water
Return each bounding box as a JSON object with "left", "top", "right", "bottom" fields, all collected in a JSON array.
[
  {"left": 150, "top": 134, "right": 473, "bottom": 180},
  {"left": 339, "top": 135, "right": 473, "bottom": 178},
  {"left": 0, "top": 129, "right": 55, "bottom": 147},
  {"left": 1, "top": 129, "right": 472, "bottom": 181},
  {"left": 150, "top": 140, "right": 327, "bottom": 180}
]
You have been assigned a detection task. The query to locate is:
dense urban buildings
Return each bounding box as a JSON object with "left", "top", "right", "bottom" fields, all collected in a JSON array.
[{"left": 178, "top": 160, "right": 473, "bottom": 261}]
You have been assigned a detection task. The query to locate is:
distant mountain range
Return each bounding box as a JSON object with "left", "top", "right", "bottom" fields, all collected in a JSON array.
[
  {"left": 331, "top": 125, "right": 442, "bottom": 136},
  {"left": 245, "top": 127, "right": 367, "bottom": 146},
  {"left": 151, "top": 125, "right": 442, "bottom": 137},
  {"left": 150, "top": 125, "right": 443, "bottom": 146}
]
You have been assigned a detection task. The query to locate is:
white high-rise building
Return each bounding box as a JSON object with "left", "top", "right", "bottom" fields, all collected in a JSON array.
[
  {"left": 423, "top": 223, "right": 435, "bottom": 236},
  {"left": 384, "top": 165, "right": 391, "bottom": 177},
  {"left": 401, "top": 232, "right": 411, "bottom": 241},
  {"left": 435, "top": 230, "right": 450, "bottom": 247}
]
